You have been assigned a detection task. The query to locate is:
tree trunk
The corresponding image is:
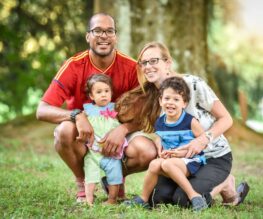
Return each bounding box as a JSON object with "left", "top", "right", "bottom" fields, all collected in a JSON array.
[{"left": 94, "top": 0, "right": 211, "bottom": 79}]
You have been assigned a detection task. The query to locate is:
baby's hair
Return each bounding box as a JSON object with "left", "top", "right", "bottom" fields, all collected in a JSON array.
[
  {"left": 159, "top": 76, "right": 190, "bottom": 103},
  {"left": 86, "top": 73, "right": 113, "bottom": 95}
]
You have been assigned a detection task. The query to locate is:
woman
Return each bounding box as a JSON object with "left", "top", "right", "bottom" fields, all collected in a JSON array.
[{"left": 116, "top": 41, "right": 249, "bottom": 207}]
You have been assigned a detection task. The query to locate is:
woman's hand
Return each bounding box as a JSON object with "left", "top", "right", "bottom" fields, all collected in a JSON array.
[
  {"left": 176, "top": 136, "right": 207, "bottom": 158},
  {"left": 100, "top": 124, "right": 128, "bottom": 157}
]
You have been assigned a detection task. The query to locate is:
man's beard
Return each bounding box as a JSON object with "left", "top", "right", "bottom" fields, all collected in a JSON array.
[{"left": 90, "top": 47, "right": 114, "bottom": 57}]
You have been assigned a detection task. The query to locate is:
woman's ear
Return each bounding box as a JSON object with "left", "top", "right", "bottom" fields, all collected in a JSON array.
[{"left": 165, "top": 59, "right": 172, "bottom": 70}]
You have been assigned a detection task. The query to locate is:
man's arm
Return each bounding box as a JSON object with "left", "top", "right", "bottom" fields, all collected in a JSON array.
[
  {"left": 36, "top": 101, "right": 94, "bottom": 145},
  {"left": 36, "top": 101, "right": 72, "bottom": 124}
]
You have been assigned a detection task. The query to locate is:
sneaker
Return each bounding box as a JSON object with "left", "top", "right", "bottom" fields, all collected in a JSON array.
[
  {"left": 100, "top": 176, "right": 126, "bottom": 199},
  {"left": 191, "top": 196, "right": 208, "bottom": 211},
  {"left": 123, "top": 196, "right": 150, "bottom": 209}
]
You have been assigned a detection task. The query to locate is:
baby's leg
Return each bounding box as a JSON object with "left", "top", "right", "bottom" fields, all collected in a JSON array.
[
  {"left": 161, "top": 158, "right": 200, "bottom": 200},
  {"left": 105, "top": 184, "right": 119, "bottom": 204},
  {"left": 85, "top": 183, "right": 96, "bottom": 206},
  {"left": 141, "top": 158, "right": 165, "bottom": 202}
]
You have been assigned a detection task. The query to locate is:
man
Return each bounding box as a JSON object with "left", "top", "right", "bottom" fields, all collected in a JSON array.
[{"left": 36, "top": 13, "right": 157, "bottom": 202}]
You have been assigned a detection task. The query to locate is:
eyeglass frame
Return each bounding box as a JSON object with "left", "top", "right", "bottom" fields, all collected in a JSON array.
[
  {"left": 138, "top": 57, "right": 167, "bottom": 67},
  {"left": 89, "top": 28, "right": 117, "bottom": 37}
]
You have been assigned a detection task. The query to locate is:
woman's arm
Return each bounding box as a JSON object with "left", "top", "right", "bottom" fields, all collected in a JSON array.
[
  {"left": 177, "top": 100, "right": 233, "bottom": 158},
  {"left": 204, "top": 100, "right": 233, "bottom": 139}
]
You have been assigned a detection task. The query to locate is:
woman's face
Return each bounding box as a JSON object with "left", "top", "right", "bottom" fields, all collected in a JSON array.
[{"left": 139, "top": 47, "right": 171, "bottom": 88}]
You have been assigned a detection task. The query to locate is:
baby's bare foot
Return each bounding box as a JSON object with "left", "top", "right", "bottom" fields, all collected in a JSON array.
[{"left": 103, "top": 198, "right": 117, "bottom": 205}]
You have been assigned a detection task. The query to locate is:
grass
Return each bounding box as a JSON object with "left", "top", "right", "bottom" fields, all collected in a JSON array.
[{"left": 0, "top": 120, "right": 263, "bottom": 218}]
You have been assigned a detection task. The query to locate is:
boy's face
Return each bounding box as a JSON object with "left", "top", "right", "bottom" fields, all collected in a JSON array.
[
  {"left": 89, "top": 82, "right": 112, "bottom": 107},
  {"left": 159, "top": 87, "right": 187, "bottom": 122}
]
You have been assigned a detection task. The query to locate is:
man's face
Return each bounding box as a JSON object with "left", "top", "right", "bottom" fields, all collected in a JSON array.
[{"left": 86, "top": 15, "right": 117, "bottom": 57}]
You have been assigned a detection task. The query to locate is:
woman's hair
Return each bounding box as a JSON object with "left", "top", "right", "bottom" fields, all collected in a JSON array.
[
  {"left": 115, "top": 83, "right": 161, "bottom": 133},
  {"left": 85, "top": 73, "right": 113, "bottom": 96},
  {"left": 159, "top": 76, "right": 190, "bottom": 103},
  {"left": 116, "top": 42, "right": 173, "bottom": 133}
]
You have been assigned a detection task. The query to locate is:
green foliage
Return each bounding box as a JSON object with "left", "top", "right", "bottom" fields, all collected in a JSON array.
[
  {"left": 0, "top": 0, "right": 93, "bottom": 121},
  {"left": 208, "top": 3, "right": 263, "bottom": 119}
]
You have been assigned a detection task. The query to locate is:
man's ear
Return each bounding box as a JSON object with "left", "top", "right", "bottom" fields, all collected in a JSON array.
[{"left": 85, "top": 32, "right": 90, "bottom": 43}]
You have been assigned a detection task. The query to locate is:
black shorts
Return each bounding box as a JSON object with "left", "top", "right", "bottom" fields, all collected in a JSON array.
[{"left": 149, "top": 152, "right": 233, "bottom": 207}]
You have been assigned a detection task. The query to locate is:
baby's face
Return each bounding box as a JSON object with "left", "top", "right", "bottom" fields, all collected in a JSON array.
[{"left": 89, "top": 82, "right": 112, "bottom": 107}]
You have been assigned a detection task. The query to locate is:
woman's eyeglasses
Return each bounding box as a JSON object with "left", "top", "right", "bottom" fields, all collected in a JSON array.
[{"left": 138, "top": 58, "right": 167, "bottom": 67}]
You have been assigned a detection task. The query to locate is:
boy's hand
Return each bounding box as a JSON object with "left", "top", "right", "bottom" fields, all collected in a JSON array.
[{"left": 167, "top": 149, "right": 188, "bottom": 158}]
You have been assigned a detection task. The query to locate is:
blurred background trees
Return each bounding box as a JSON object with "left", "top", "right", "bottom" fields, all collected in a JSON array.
[{"left": 0, "top": 0, "right": 262, "bottom": 125}]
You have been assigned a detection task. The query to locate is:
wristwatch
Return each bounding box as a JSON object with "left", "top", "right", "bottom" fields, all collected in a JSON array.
[
  {"left": 70, "top": 109, "right": 82, "bottom": 123},
  {"left": 205, "top": 131, "right": 213, "bottom": 143}
]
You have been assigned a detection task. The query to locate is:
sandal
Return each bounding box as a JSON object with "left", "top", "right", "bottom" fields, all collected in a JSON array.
[
  {"left": 76, "top": 191, "right": 86, "bottom": 203},
  {"left": 223, "top": 182, "right": 250, "bottom": 206},
  {"left": 236, "top": 182, "right": 250, "bottom": 205}
]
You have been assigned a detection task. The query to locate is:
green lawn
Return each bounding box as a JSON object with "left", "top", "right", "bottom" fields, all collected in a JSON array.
[{"left": 0, "top": 120, "right": 262, "bottom": 218}]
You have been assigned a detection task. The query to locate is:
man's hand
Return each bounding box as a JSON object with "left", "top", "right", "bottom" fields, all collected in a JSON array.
[
  {"left": 75, "top": 112, "right": 94, "bottom": 148},
  {"left": 100, "top": 124, "right": 127, "bottom": 157}
]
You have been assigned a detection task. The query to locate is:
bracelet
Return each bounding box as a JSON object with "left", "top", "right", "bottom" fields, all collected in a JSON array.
[
  {"left": 196, "top": 136, "right": 207, "bottom": 147},
  {"left": 70, "top": 109, "right": 82, "bottom": 123},
  {"left": 205, "top": 131, "right": 213, "bottom": 143}
]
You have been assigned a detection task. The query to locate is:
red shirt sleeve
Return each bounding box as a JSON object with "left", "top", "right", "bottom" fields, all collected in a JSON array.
[{"left": 42, "top": 60, "right": 77, "bottom": 107}]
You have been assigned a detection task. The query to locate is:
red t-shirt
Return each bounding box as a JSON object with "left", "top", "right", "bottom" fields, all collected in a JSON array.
[{"left": 42, "top": 50, "right": 138, "bottom": 110}]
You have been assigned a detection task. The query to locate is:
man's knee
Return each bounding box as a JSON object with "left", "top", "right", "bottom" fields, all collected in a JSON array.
[{"left": 54, "top": 121, "right": 77, "bottom": 151}]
